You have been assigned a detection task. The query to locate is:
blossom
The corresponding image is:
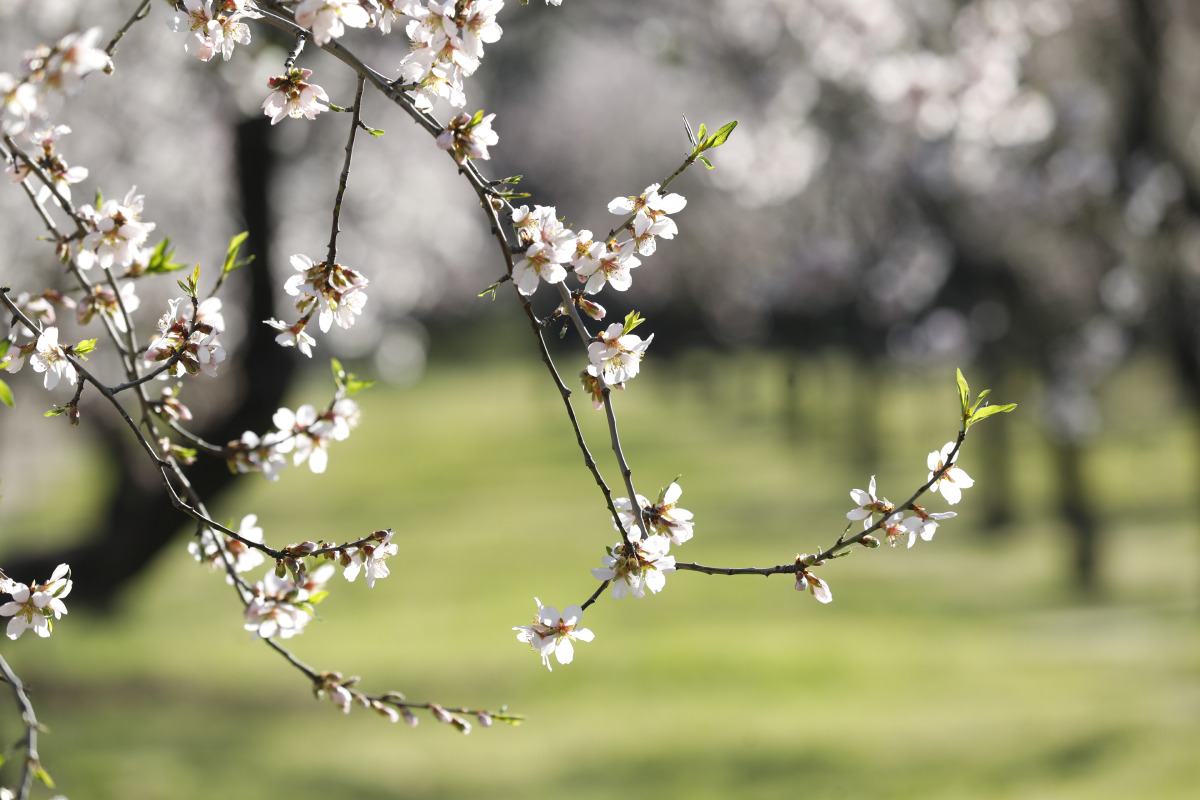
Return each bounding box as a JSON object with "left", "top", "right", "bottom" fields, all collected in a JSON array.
[
  {"left": 226, "top": 429, "right": 287, "bottom": 481},
  {"left": 343, "top": 529, "right": 398, "bottom": 588},
  {"left": 846, "top": 475, "right": 893, "bottom": 526},
  {"left": 903, "top": 505, "right": 957, "bottom": 547},
  {"left": 171, "top": 1, "right": 262, "bottom": 61},
  {"left": 144, "top": 297, "right": 226, "bottom": 378},
  {"left": 28, "top": 327, "right": 78, "bottom": 390},
  {"left": 574, "top": 238, "right": 640, "bottom": 295},
  {"left": 0, "top": 563, "right": 71, "bottom": 639},
  {"left": 608, "top": 183, "right": 686, "bottom": 256},
  {"left": 77, "top": 281, "right": 140, "bottom": 332},
  {"left": 295, "top": 0, "right": 372, "bottom": 45},
  {"left": 189, "top": 514, "right": 266, "bottom": 582},
  {"left": 265, "top": 317, "right": 316, "bottom": 357},
  {"left": 243, "top": 563, "right": 334, "bottom": 640},
  {"left": 614, "top": 481, "right": 694, "bottom": 544},
  {"left": 795, "top": 564, "right": 833, "bottom": 604},
  {"left": 0, "top": 72, "right": 38, "bottom": 136},
  {"left": 285, "top": 254, "right": 369, "bottom": 333},
  {"left": 435, "top": 110, "right": 498, "bottom": 164},
  {"left": 76, "top": 187, "right": 156, "bottom": 271},
  {"left": 587, "top": 322, "right": 653, "bottom": 385},
  {"left": 6, "top": 125, "right": 87, "bottom": 206},
  {"left": 591, "top": 535, "right": 676, "bottom": 599},
  {"left": 926, "top": 441, "right": 974, "bottom": 504},
  {"left": 38, "top": 27, "right": 111, "bottom": 95},
  {"left": 513, "top": 598, "right": 594, "bottom": 671},
  {"left": 263, "top": 68, "right": 329, "bottom": 124}
]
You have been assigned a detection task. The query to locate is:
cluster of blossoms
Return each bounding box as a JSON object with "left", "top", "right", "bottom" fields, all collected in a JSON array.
[
  {"left": 5, "top": 124, "right": 87, "bottom": 206},
  {"left": 227, "top": 397, "right": 361, "bottom": 479},
  {"left": 606, "top": 182, "right": 687, "bottom": 257},
  {"left": 1, "top": 27, "right": 110, "bottom": 137},
  {"left": 512, "top": 598, "right": 594, "bottom": 671},
  {"left": 75, "top": 187, "right": 157, "bottom": 272},
  {"left": 435, "top": 110, "right": 498, "bottom": 165},
  {"left": 510, "top": 204, "right": 579, "bottom": 296},
  {"left": 2, "top": 326, "right": 81, "bottom": 391},
  {"left": 398, "top": 0, "right": 504, "bottom": 110},
  {"left": 168, "top": 0, "right": 262, "bottom": 62},
  {"left": 264, "top": 254, "right": 369, "bottom": 356},
  {"left": 844, "top": 442, "right": 970, "bottom": 548},
  {"left": 592, "top": 481, "right": 691, "bottom": 599},
  {"left": 0, "top": 564, "right": 71, "bottom": 640},
  {"left": 244, "top": 563, "right": 335, "bottom": 639},
  {"left": 144, "top": 296, "right": 227, "bottom": 378},
  {"left": 586, "top": 319, "right": 654, "bottom": 388}
]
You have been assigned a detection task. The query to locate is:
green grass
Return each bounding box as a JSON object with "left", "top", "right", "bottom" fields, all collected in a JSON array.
[{"left": 2, "top": 350, "right": 1198, "bottom": 799}]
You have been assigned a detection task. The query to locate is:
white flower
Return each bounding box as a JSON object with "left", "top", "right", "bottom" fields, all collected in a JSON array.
[
  {"left": 243, "top": 564, "right": 334, "bottom": 640},
  {"left": 296, "top": 0, "right": 372, "bottom": 45},
  {"left": 846, "top": 475, "right": 893, "bottom": 526},
  {"left": 29, "top": 327, "right": 77, "bottom": 390},
  {"left": 795, "top": 565, "right": 832, "bottom": 604},
  {"left": 590, "top": 535, "right": 676, "bottom": 599},
  {"left": 0, "top": 563, "right": 71, "bottom": 639},
  {"left": 903, "top": 506, "right": 957, "bottom": 547},
  {"left": 436, "top": 111, "right": 499, "bottom": 164},
  {"left": 77, "top": 281, "right": 139, "bottom": 332},
  {"left": 614, "top": 481, "right": 694, "bottom": 545},
  {"left": 263, "top": 68, "right": 329, "bottom": 124},
  {"left": 587, "top": 322, "right": 653, "bottom": 385},
  {"left": 513, "top": 598, "right": 594, "bottom": 671},
  {"left": 76, "top": 187, "right": 156, "bottom": 271},
  {"left": 927, "top": 441, "right": 974, "bottom": 505},
  {"left": 343, "top": 530, "right": 398, "bottom": 588},
  {"left": 265, "top": 317, "right": 316, "bottom": 356},
  {"left": 574, "top": 238, "right": 640, "bottom": 295}
]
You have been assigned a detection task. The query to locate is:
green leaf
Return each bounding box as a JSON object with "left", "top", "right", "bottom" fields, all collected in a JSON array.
[
  {"left": 704, "top": 120, "right": 738, "bottom": 149},
  {"left": 965, "top": 403, "right": 1018, "bottom": 430},
  {"left": 73, "top": 338, "right": 98, "bottom": 356},
  {"left": 222, "top": 231, "right": 251, "bottom": 274},
  {"left": 956, "top": 368, "right": 970, "bottom": 419},
  {"left": 307, "top": 590, "right": 329, "bottom": 606},
  {"left": 0, "top": 378, "right": 12, "bottom": 409},
  {"left": 33, "top": 764, "right": 55, "bottom": 789},
  {"left": 681, "top": 115, "right": 698, "bottom": 148},
  {"left": 44, "top": 406, "right": 69, "bottom": 418},
  {"left": 622, "top": 310, "right": 645, "bottom": 335},
  {"left": 145, "top": 239, "right": 186, "bottom": 274},
  {"left": 0, "top": 339, "right": 10, "bottom": 360},
  {"left": 699, "top": 155, "right": 714, "bottom": 169},
  {"left": 331, "top": 357, "right": 346, "bottom": 388},
  {"left": 696, "top": 122, "right": 707, "bottom": 144},
  {"left": 345, "top": 377, "right": 375, "bottom": 396},
  {"left": 477, "top": 281, "right": 501, "bottom": 300},
  {"left": 366, "top": 126, "right": 385, "bottom": 137}
]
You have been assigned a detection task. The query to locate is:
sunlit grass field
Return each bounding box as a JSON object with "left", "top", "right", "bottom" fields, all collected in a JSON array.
[{"left": 2, "top": 345, "right": 1198, "bottom": 799}]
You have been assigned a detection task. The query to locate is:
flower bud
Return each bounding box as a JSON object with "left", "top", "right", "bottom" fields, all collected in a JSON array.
[{"left": 859, "top": 535, "right": 880, "bottom": 548}]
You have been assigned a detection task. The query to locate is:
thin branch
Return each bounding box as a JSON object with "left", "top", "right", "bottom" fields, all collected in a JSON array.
[
  {"left": 326, "top": 75, "right": 366, "bottom": 266},
  {"left": 106, "top": 0, "right": 154, "bottom": 57},
  {"left": 0, "top": 652, "right": 42, "bottom": 800}
]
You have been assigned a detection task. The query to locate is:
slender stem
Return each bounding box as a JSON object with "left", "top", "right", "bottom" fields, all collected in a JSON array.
[
  {"left": 326, "top": 76, "right": 366, "bottom": 266},
  {"left": 0, "top": 652, "right": 41, "bottom": 800},
  {"left": 106, "top": 0, "right": 153, "bottom": 57}
]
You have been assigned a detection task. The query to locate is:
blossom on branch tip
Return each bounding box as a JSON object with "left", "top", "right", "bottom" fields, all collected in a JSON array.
[
  {"left": 343, "top": 530, "right": 398, "bottom": 588},
  {"left": 0, "top": 563, "right": 71, "bottom": 639},
  {"left": 513, "top": 598, "right": 594, "bottom": 671},
  {"left": 608, "top": 183, "right": 686, "bottom": 256},
  {"left": 263, "top": 68, "right": 329, "bottom": 124},
  {"left": 285, "top": 254, "right": 369, "bottom": 333},
  {"left": 927, "top": 441, "right": 973, "bottom": 505}
]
